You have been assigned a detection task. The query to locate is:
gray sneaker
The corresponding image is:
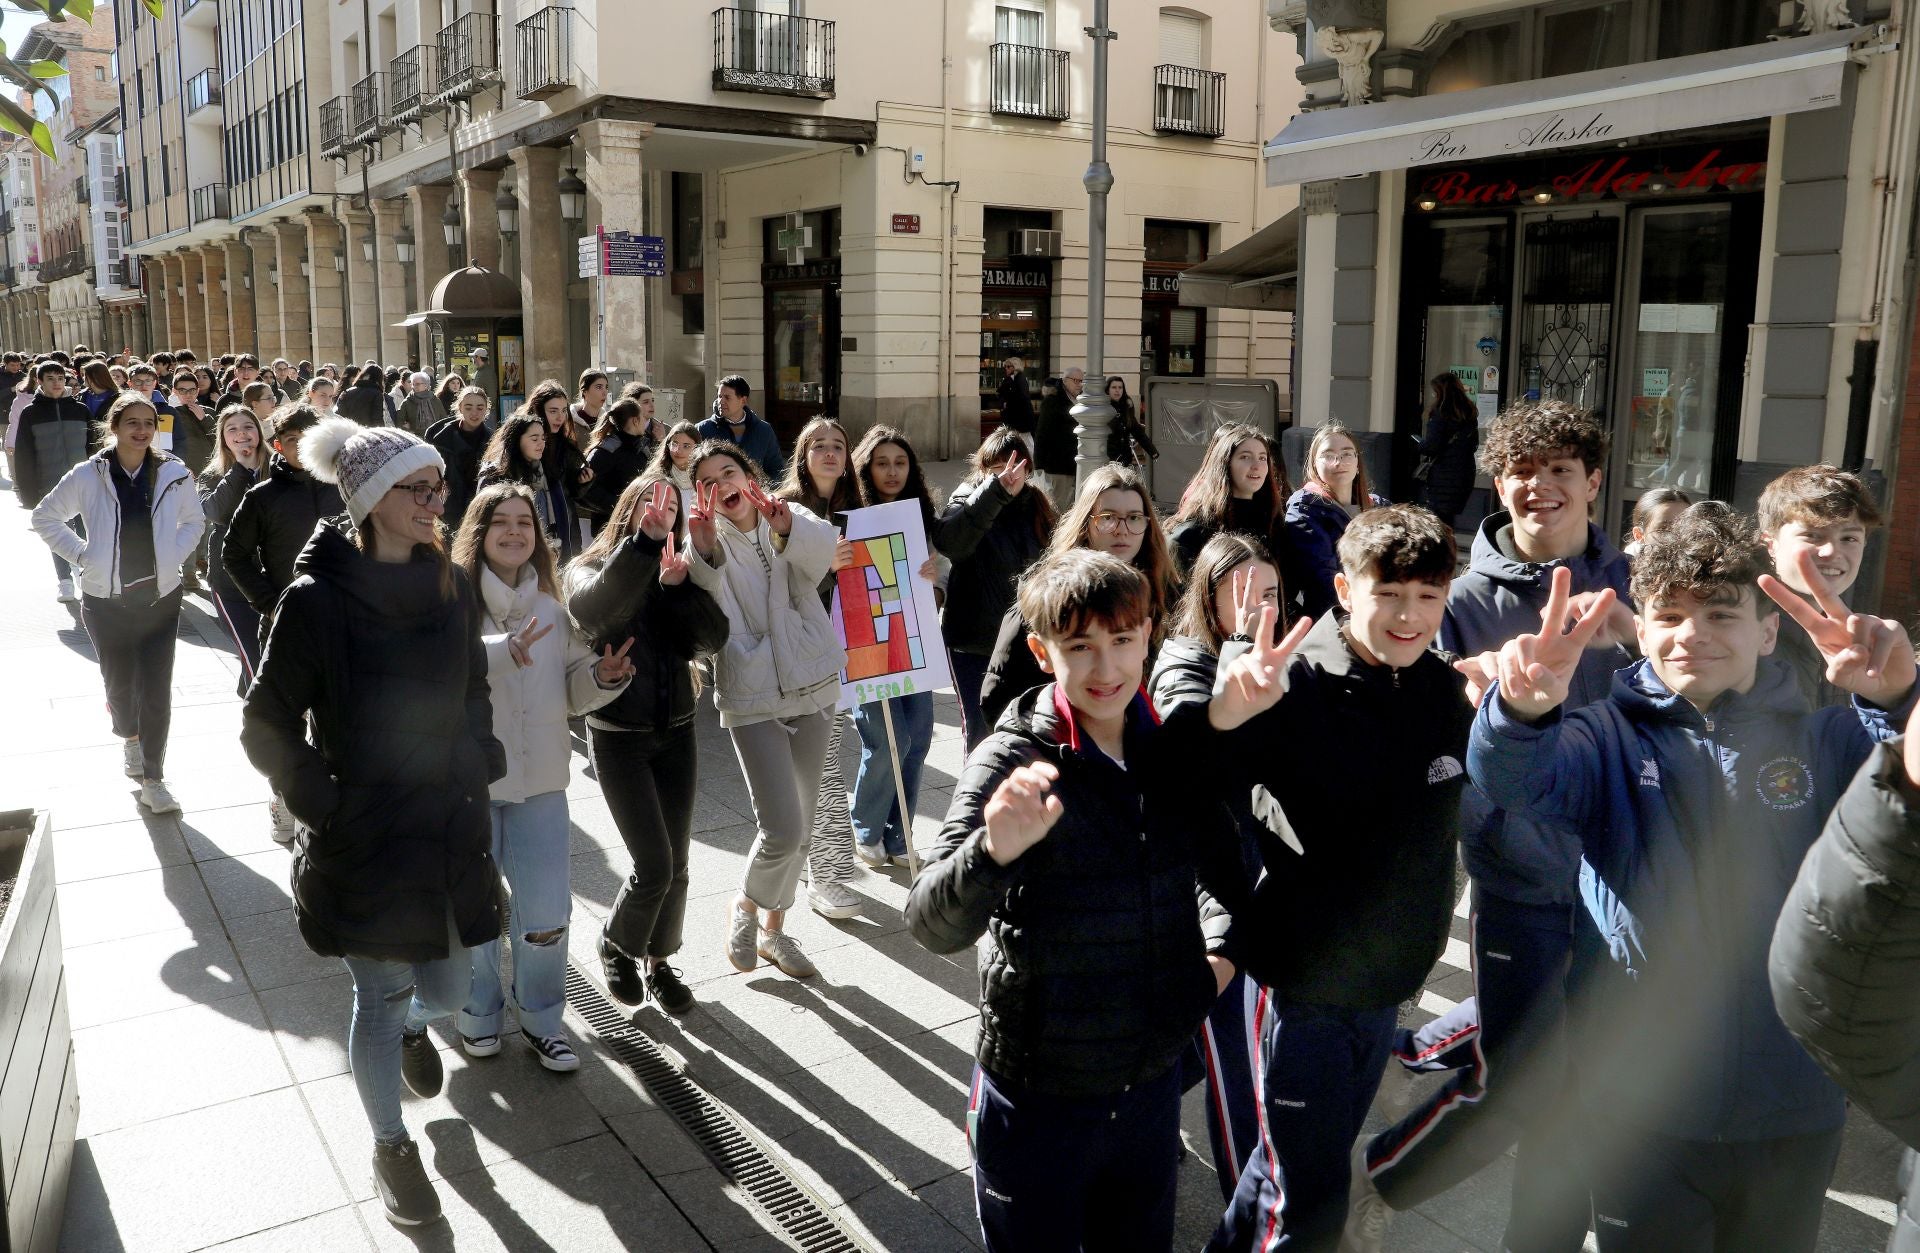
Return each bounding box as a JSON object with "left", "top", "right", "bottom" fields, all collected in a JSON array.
[
  {"left": 122, "top": 738, "right": 142, "bottom": 778},
  {"left": 807, "top": 880, "right": 862, "bottom": 920},
  {"left": 724, "top": 904, "right": 759, "bottom": 973},
  {"left": 756, "top": 928, "right": 817, "bottom": 979},
  {"left": 139, "top": 779, "right": 181, "bottom": 814}
]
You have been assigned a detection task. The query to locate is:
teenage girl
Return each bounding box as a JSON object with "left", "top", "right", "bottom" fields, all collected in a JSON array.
[
  {"left": 977, "top": 462, "right": 1179, "bottom": 729},
  {"left": 651, "top": 419, "right": 700, "bottom": 490},
  {"left": 685, "top": 440, "right": 848, "bottom": 980},
  {"left": 449, "top": 482, "right": 631, "bottom": 1070},
  {"left": 775, "top": 417, "right": 866, "bottom": 921},
  {"left": 32, "top": 392, "right": 206, "bottom": 813},
  {"left": 529, "top": 380, "right": 591, "bottom": 555},
  {"left": 1625, "top": 486, "right": 1691, "bottom": 558},
  {"left": 581, "top": 393, "right": 655, "bottom": 519},
  {"left": 1285, "top": 422, "right": 1386, "bottom": 620},
  {"left": 475, "top": 414, "right": 564, "bottom": 549},
  {"left": 567, "top": 473, "right": 730, "bottom": 1013},
  {"left": 848, "top": 425, "right": 941, "bottom": 867},
  {"left": 1166, "top": 423, "right": 1289, "bottom": 577},
  {"left": 933, "top": 426, "right": 1053, "bottom": 750},
  {"left": 200, "top": 402, "right": 269, "bottom": 691}
]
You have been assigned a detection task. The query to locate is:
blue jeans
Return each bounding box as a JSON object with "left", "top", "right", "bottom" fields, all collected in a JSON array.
[
  {"left": 341, "top": 910, "right": 472, "bottom": 1145},
  {"left": 850, "top": 692, "right": 933, "bottom": 857},
  {"left": 462, "top": 791, "right": 572, "bottom": 1038}
]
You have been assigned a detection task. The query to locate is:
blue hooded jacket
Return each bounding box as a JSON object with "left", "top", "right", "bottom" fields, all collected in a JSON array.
[
  {"left": 1471, "top": 657, "right": 1913, "bottom": 1141},
  {"left": 1443, "top": 513, "right": 1634, "bottom": 905}
]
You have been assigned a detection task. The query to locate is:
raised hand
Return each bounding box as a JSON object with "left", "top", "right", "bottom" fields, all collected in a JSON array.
[
  {"left": 743, "top": 480, "right": 792, "bottom": 536},
  {"left": 1230, "top": 564, "right": 1267, "bottom": 640},
  {"left": 507, "top": 616, "right": 555, "bottom": 669},
  {"left": 658, "top": 530, "right": 689, "bottom": 586},
  {"left": 595, "top": 637, "right": 636, "bottom": 685},
  {"left": 1760, "top": 550, "right": 1917, "bottom": 707},
  {"left": 982, "top": 759, "right": 1065, "bottom": 866},
  {"left": 1209, "top": 605, "right": 1314, "bottom": 731},
  {"left": 832, "top": 535, "right": 856, "bottom": 573},
  {"left": 997, "top": 450, "right": 1029, "bottom": 497},
  {"left": 1454, "top": 651, "right": 1499, "bottom": 708},
  {"left": 637, "top": 481, "right": 674, "bottom": 541},
  {"left": 1567, "top": 589, "right": 1636, "bottom": 651},
  {"left": 688, "top": 481, "right": 719, "bottom": 558},
  {"left": 1494, "top": 567, "right": 1616, "bottom": 721}
]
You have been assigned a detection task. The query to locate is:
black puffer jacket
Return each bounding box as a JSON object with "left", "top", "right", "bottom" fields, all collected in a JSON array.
[
  {"left": 336, "top": 377, "right": 395, "bottom": 427},
  {"left": 12, "top": 392, "right": 95, "bottom": 505},
  {"left": 428, "top": 416, "right": 491, "bottom": 523},
  {"left": 240, "top": 519, "right": 505, "bottom": 962},
  {"left": 222, "top": 454, "right": 345, "bottom": 615},
  {"left": 1772, "top": 739, "right": 1920, "bottom": 1145},
  {"left": 1149, "top": 635, "right": 1266, "bottom": 889},
  {"left": 170, "top": 401, "right": 218, "bottom": 479},
  {"left": 906, "top": 684, "right": 1250, "bottom": 1097},
  {"left": 933, "top": 476, "right": 1046, "bottom": 655},
  {"left": 565, "top": 529, "right": 730, "bottom": 732},
  {"left": 978, "top": 606, "right": 1045, "bottom": 731},
  {"left": 580, "top": 430, "right": 650, "bottom": 519}
]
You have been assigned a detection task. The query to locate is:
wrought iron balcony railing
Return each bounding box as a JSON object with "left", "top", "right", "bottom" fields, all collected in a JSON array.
[
  {"left": 989, "top": 43, "right": 1069, "bottom": 120},
  {"left": 516, "top": 6, "right": 573, "bottom": 100},
  {"left": 1152, "top": 64, "right": 1225, "bottom": 138},
  {"left": 712, "top": 8, "right": 834, "bottom": 99},
  {"left": 435, "top": 12, "right": 500, "bottom": 102}
]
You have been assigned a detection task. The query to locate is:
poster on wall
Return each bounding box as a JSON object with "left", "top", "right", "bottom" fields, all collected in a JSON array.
[
  {"left": 496, "top": 335, "right": 525, "bottom": 421},
  {"left": 829, "top": 500, "right": 951, "bottom": 710}
]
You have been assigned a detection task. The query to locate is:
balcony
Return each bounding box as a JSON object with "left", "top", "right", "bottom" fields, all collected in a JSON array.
[
  {"left": 0, "top": 209, "right": 13, "bottom": 234},
  {"left": 434, "top": 12, "right": 500, "bottom": 102},
  {"left": 349, "top": 73, "right": 388, "bottom": 144},
  {"left": 711, "top": 8, "right": 833, "bottom": 99},
  {"left": 180, "top": 0, "right": 216, "bottom": 29},
  {"left": 390, "top": 46, "right": 434, "bottom": 126},
  {"left": 189, "top": 182, "right": 229, "bottom": 226},
  {"left": 516, "top": 6, "right": 573, "bottom": 101},
  {"left": 319, "top": 95, "right": 348, "bottom": 157},
  {"left": 0, "top": 265, "right": 14, "bottom": 288},
  {"left": 38, "top": 250, "right": 88, "bottom": 282},
  {"left": 1153, "top": 64, "right": 1225, "bottom": 138},
  {"left": 990, "top": 43, "right": 1069, "bottom": 120},
  {"left": 185, "top": 67, "right": 222, "bottom": 117},
  {"left": 73, "top": 175, "right": 90, "bottom": 205},
  {"left": 111, "top": 169, "right": 126, "bottom": 205}
]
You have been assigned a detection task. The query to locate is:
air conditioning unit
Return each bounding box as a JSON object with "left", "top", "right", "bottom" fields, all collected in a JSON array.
[{"left": 1009, "top": 228, "right": 1062, "bottom": 258}]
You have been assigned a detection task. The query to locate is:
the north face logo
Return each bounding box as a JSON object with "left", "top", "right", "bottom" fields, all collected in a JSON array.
[
  {"left": 1427, "top": 756, "right": 1464, "bottom": 785},
  {"left": 1639, "top": 758, "right": 1661, "bottom": 788}
]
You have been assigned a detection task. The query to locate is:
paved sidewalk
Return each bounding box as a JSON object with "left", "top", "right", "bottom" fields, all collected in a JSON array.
[{"left": 0, "top": 468, "right": 1903, "bottom": 1252}]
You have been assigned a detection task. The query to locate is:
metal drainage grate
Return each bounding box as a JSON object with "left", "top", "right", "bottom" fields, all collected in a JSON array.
[{"left": 563, "top": 965, "right": 872, "bottom": 1252}]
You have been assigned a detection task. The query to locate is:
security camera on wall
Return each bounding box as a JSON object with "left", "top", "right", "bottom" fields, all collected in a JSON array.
[{"left": 853, "top": 143, "right": 869, "bottom": 157}]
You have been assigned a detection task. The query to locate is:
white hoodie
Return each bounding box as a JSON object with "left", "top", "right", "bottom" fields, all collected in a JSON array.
[{"left": 32, "top": 450, "right": 204, "bottom": 599}]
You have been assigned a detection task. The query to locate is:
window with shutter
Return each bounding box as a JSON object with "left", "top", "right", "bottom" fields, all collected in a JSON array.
[
  {"left": 996, "top": 2, "right": 1044, "bottom": 46},
  {"left": 1159, "top": 11, "right": 1204, "bottom": 68}
]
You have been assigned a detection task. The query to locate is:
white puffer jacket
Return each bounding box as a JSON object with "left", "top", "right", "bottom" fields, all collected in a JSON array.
[
  {"left": 687, "top": 503, "right": 846, "bottom": 727},
  {"left": 32, "top": 449, "right": 205, "bottom": 599},
  {"left": 476, "top": 564, "right": 626, "bottom": 803}
]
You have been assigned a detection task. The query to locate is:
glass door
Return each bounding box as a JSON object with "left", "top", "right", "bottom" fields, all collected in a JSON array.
[{"left": 1611, "top": 204, "right": 1734, "bottom": 540}]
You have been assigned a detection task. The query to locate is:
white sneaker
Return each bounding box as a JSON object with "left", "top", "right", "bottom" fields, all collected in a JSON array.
[
  {"left": 756, "top": 929, "right": 817, "bottom": 978},
  {"left": 56, "top": 578, "right": 76, "bottom": 603},
  {"left": 1338, "top": 1137, "right": 1392, "bottom": 1253},
  {"left": 807, "top": 880, "right": 862, "bottom": 920},
  {"left": 122, "top": 739, "right": 143, "bottom": 778},
  {"left": 268, "top": 796, "right": 296, "bottom": 845},
  {"left": 854, "top": 841, "right": 888, "bottom": 869},
  {"left": 139, "top": 779, "right": 181, "bottom": 814}
]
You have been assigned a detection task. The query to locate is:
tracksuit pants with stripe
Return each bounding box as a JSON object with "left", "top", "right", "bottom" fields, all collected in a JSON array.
[
  {"left": 1360, "top": 891, "right": 1589, "bottom": 1253},
  {"left": 1199, "top": 973, "right": 1263, "bottom": 1203},
  {"left": 1206, "top": 991, "right": 1397, "bottom": 1252},
  {"left": 967, "top": 1062, "right": 1181, "bottom": 1252}
]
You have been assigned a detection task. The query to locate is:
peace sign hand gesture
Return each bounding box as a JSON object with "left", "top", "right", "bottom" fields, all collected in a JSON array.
[
  {"left": 1209, "top": 605, "right": 1314, "bottom": 731},
  {"left": 742, "top": 481, "right": 792, "bottom": 536},
  {"left": 997, "top": 450, "right": 1030, "bottom": 498},
  {"left": 1494, "top": 567, "right": 1617, "bottom": 722},
  {"left": 1230, "top": 564, "right": 1269, "bottom": 640},
  {"left": 981, "top": 760, "right": 1066, "bottom": 866},
  {"left": 1760, "top": 550, "right": 1917, "bottom": 708},
  {"left": 688, "top": 482, "right": 719, "bottom": 558},
  {"left": 637, "top": 481, "right": 674, "bottom": 542},
  {"left": 595, "top": 637, "right": 636, "bottom": 685},
  {"left": 658, "top": 531, "right": 690, "bottom": 586},
  {"left": 507, "top": 616, "right": 555, "bottom": 669}
]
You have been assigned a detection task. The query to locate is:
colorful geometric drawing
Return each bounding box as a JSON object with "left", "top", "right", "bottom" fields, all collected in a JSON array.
[{"left": 836, "top": 530, "right": 923, "bottom": 682}]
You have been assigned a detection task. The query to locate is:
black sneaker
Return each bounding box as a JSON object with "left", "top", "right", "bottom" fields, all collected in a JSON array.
[
  {"left": 400, "top": 1028, "right": 443, "bottom": 1098},
  {"left": 645, "top": 962, "right": 695, "bottom": 1015},
  {"left": 600, "top": 932, "right": 644, "bottom": 1006},
  {"left": 372, "top": 1139, "right": 441, "bottom": 1226}
]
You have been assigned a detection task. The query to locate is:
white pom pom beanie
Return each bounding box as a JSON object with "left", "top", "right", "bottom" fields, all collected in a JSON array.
[{"left": 300, "top": 415, "right": 446, "bottom": 527}]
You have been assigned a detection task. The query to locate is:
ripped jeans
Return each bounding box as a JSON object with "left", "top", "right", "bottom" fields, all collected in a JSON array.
[
  {"left": 342, "top": 910, "right": 472, "bottom": 1145},
  {"left": 461, "top": 790, "right": 573, "bottom": 1040}
]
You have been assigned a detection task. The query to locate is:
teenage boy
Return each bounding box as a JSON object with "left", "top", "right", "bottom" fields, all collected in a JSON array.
[
  {"left": 1758, "top": 463, "right": 1884, "bottom": 709},
  {"left": 1349, "top": 400, "right": 1631, "bottom": 1253},
  {"left": 12, "top": 360, "right": 96, "bottom": 603},
  {"left": 906, "top": 548, "right": 1264, "bottom": 1253},
  {"left": 1475, "top": 509, "right": 1915, "bottom": 1250},
  {"left": 1163, "top": 505, "right": 1475, "bottom": 1252}
]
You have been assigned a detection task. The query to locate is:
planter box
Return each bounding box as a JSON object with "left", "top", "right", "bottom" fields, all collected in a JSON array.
[{"left": 0, "top": 812, "right": 75, "bottom": 1253}]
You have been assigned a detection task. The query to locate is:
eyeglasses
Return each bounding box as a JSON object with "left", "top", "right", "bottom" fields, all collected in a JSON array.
[
  {"left": 1319, "top": 450, "right": 1358, "bottom": 465},
  {"left": 389, "top": 479, "right": 451, "bottom": 506},
  {"left": 1092, "top": 511, "right": 1150, "bottom": 536}
]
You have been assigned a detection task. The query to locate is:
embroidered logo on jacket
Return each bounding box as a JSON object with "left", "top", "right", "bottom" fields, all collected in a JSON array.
[
  {"left": 1427, "top": 756, "right": 1464, "bottom": 785},
  {"left": 1756, "top": 757, "right": 1815, "bottom": 811},
  {"left": 1638, "top": 758, "right": 1661, "bottom": 789}
]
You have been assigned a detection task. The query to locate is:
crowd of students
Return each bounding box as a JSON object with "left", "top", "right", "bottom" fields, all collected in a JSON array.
[{"left": 6, "top": 340, "right": 1919, "bottom": 1251}]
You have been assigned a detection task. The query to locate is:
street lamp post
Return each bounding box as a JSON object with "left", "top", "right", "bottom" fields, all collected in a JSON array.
[{"left": 1071, "top": 0, "right": 1118, "bottom": 496}]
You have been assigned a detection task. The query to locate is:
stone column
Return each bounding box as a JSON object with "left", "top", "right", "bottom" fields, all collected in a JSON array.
[
  {"left": 339, "top": 208, "right": 378, "bottom": 365},
  {"left": 140, "top": 261, "right": 164, "bottom": 351},
  {"left": 178, "top": 251, "right": 205, "bottom": 359},
  {"left": 273, "top": 220, "right": 312, "bottom": 366},
  {"left": 305, "top": 213, "right": 349, "bottom": 368},
  {"left": 223, "top": 240, "right": 257, "bottom": 356},
  {"left": 511, "top": 145, "right": 569, "bottom": 389},
  {"left": 160, "top": 255, "right": 186, "bottom": 354},
  {"left": 580, "top": 119, "right": 651, "bottom": 373},
  {"left": 243, "top": 231, "right": 281, "bottom": 364},
  {"left": 199, "top": 245, "right": 231, "bottom": 358},
  {"left": 373, "top": 199, "right": 412, "bottom": 366},
  {"left": 406, "top": 183, "right": 454, "bottom": 370},
  {"left": 458, "top": 167, "right": 502, "bottom": 272}
]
